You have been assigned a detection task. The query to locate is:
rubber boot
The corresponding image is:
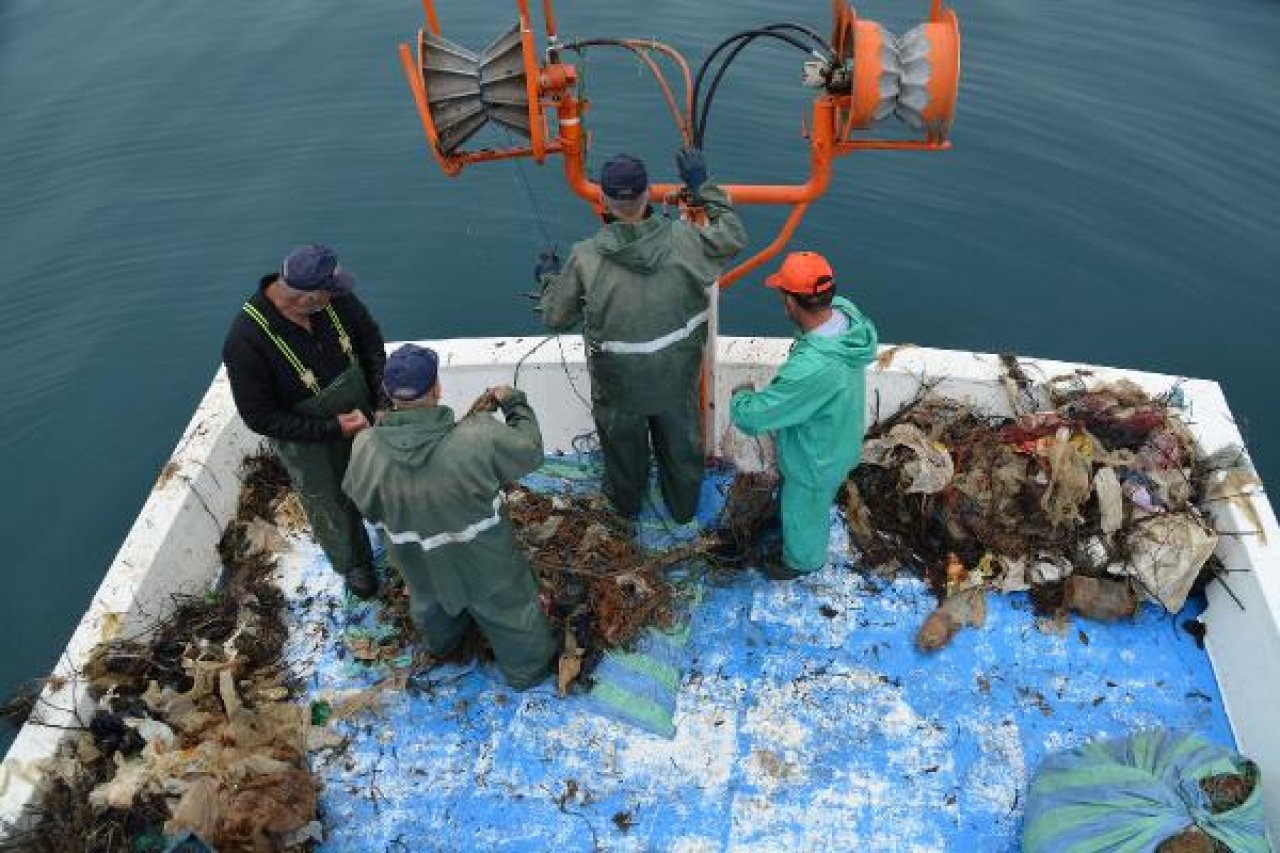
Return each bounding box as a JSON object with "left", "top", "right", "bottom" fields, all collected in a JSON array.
[
  {"left": 346, "top": 564, "right": 379, "bottom": 599},
  {"left": 757, "top": 542, "right": 804, "bottom": 582}
]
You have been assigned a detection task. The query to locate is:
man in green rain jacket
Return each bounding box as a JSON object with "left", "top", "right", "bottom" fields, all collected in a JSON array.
[
  {"left": 730, "top": 251, "right": 879, "bottom": 579},
  {"left": 223, "top": 244, "right": 385, "bottom": 598},
  {"left": 342, "top": 345, "right": 555, "bottom": 689},
  {"left": 538, "top": 150, "right": 746, "bottom": 523}
]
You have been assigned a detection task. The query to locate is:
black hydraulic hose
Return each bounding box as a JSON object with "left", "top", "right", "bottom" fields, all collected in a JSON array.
[
  {"left": 692, "top": 25, "right": 833, "bottom": 102},
  {"left": 691, "top": 26, "right": 832, "bottom": 147},
  {"left": 691, "top": 29, "right": 818, "bottom": 135},
  {"left": 695, "top": 35, "right": 764, "bottom": 148},
  {"left": 559, "top": 37, "right": 631, "bottom": 50},
  {"left": 758, "top": 22, "right": 835, "bottom": 56}
]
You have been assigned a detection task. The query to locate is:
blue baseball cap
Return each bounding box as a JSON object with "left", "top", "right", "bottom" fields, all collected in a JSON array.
[
  {"left": 600, "top": 154, "right": 648, "bottom": 201},
  {"left": 383, "top": 344, "right": 439, "bottom": 401},
  {"left": 280, "top": 244, "right": 357, "bottom": 293}
]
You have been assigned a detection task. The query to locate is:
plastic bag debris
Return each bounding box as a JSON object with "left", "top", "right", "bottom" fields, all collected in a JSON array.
[
  {"left": 1094, "top": 466, "right": 1124, "bottom": 534},
  {"left": 862, "top": 423, "right": 955, "bottom": 494},
  {"left": 37, "top": 453, "right": 324, "bottom": 852},
  {"left": 1039, "top": 428, "right": 1093, "bottom": 527},
  {"left": 583, "top": 627, "right": 686, "bottom": 738},
  {"left": 1074, "top": 535, "right": 1111, "bottom": 572},
  {"left": 995, "top": 555, "right": 1030, "bottom": 593},
  {"left": 1123, "top": 515, "right": 1219, "bottom": 612},
  {"left": 1204, "top": 468, "right": 1267, "bottom": 544}
]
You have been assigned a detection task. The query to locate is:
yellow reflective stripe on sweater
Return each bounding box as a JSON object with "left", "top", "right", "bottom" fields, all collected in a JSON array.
[
  {"left": 324, "top": 304, "right": 354, "bottom": 360},
  {"left": 242, "top": 302, "right": 357, "bottom": 394},
  {"left": 242, "top": 303, "right": 319, "bottom": 392}
]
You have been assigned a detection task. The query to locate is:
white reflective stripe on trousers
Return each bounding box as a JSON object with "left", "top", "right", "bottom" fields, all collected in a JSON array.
[
  {"left": 376, "top": 495, "right": 502, "bottom": 553},
  {"left": 594, "top": 308, "right": 711, "bottom": 355}
]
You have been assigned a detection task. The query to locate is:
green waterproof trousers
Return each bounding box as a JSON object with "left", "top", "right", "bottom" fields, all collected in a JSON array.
[
  {"left": 780, "top": 477, "right": 838, "bottom": 573},
  {"left": 594, "top": 391, "right": 703, "bottom": 523},
  {"left": 272, "top": 362, "right": 374, "bottom": 581},
  {"left": 342, "top": 400, "right": 556, "bottom": 690},
  {"left": 389, "top": 534, "right": 555, "bottom": 690}
]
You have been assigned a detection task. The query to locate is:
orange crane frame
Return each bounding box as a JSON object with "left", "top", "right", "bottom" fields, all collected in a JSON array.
[{"left": 397, "top": 0, "right": 960, "bottom": 288}]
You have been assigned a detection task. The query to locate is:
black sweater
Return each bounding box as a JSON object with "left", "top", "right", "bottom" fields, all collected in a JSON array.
[{"left": 222, "top": 275, "right": 388, "bottom": 442}]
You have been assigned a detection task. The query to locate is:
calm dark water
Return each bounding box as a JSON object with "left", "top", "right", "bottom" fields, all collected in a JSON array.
[{"left": 2, "top": 0, "right": 1278, "bottom": 742}]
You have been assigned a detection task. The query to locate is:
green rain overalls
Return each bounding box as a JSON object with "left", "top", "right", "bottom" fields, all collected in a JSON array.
[
  {"left": 540, "top": 184, "right": 747, "bottom": 522},
  {"left": 342, "top": 392, "right": 555, "bottom": 689},
  {"left": 730, "top": 296, "right": 879, "bottom": 572},
  {"left": 242, "top": 302, "right": 374, "bottom": 582}
]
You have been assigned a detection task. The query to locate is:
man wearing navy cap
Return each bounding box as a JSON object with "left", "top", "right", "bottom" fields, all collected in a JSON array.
[
  {"left": 223, "top": 244, "right": 387, "bottom": 598},
  {"left": 537, "top": 149, "right": 746, "bottom": 523},
  {"left": 342, "top": 345, "right": 555, "bottom": 689}
]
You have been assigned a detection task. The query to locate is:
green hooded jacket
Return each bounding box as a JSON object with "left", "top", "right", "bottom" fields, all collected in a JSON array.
[
  {"left": 730, "top": 296, "right": 879, "bottom": 490},
  {"left": 341, "top": 391, "right": 543, "bottom": 615},
  {"left": 541, "top": 184, "right": 746, "bottom": 414}
]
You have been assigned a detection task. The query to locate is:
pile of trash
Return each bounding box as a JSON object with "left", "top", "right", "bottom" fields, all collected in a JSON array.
[
  {"left": 711, "top": 471, "right": 781, "bottom": 565},
  {"left": 508, "top": 485, "right": 699, "bottom": 693},
  {"left": 841, "top": 377, "right": 1255, "bottom": 650},
  {"left": 16, "top": 454, "right": 332, "bottom": 853}
]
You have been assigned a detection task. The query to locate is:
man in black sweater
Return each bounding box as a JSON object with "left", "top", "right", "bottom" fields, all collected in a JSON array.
[{"left": 222, "top": 244, "right": 387, "bottom": 597}]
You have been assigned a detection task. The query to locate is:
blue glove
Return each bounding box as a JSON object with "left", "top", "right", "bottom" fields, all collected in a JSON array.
[
  {"left": 676, "top": 147, "right": 708, "bottom": 198},
  {"left": 533, "top": 248, "right": 562, "bottom": 283}
]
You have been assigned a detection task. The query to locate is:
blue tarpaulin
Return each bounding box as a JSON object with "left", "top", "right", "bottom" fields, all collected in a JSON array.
[{"left": 278, "top": 455, "right": 1234, "bottom": 851}]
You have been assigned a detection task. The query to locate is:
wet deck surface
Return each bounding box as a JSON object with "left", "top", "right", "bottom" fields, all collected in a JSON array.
[{"left": 277, "top": 457, "right": 1233, "bottom": 852}]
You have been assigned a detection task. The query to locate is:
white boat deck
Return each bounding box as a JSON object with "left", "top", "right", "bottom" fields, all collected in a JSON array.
[{"left": 2, "top": 335, "right": 1277, "bottom": 846}]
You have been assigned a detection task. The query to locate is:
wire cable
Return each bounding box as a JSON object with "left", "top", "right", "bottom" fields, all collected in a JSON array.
[
  {"left": 503, "top": 127, "right": 557, "bottom": 248},
  {"left": 512, "top": 334, "right": 558, "bottom": 389}
]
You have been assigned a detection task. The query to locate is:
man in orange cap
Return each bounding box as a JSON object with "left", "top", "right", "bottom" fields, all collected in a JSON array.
[{"left": 729, "top": 251, "right": 879, "bottom": 579}]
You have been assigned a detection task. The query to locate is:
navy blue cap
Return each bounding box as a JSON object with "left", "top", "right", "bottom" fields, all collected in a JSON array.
[
  {"left": 600, "top": 154, "right": 649, "bottom": 201},
  {"left": 280, "top": 244, "right": 357, "bottom": 293},
  {"left": 383, "top": 344, "right": 439, "bottom": 401}
]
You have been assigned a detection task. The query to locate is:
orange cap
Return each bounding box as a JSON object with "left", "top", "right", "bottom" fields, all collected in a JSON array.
[{"left": 765, "top": 251, "right": 835, "bottom": 295}]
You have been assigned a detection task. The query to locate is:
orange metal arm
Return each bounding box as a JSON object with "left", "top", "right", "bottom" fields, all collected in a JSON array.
[
  {"left": 421, "top": 0, "right": 440, "bottom": 35},
  {"left": 557, "top": 96, "right": 838, "bottom": 209},
  {"left": 542, "top": 0, "right": 558, "bottom": 39},
  {"left": 517, "top": 6, "right": 547, "bottom": 163},
  {"left": 719, "top": 203, "right": 811, "bottom": 288},
  {"left": 555, "top": 96, "right": 596, "bottom": 203},
  {"left": 399, "top": 40, "right": 461, "bottom": 176},
  {"left": 836, "top": 140, "right": 952, "bottom": 153}
]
